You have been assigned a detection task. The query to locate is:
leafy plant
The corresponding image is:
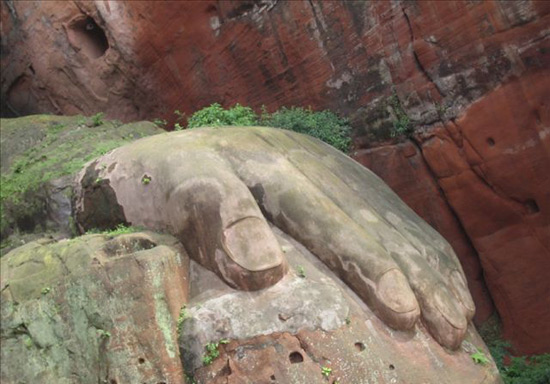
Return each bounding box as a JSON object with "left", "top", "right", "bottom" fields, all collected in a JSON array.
[
  {"left": 296, "top": 265, "right": 306, "bottom": 278},
  {"left": 97, "top": 329, "right": 111, "bottom": 339},
  {"left": 388, "top": 93, "right": 412, "bottom": 138},
  {"left": 153, "top": 118, "right": 167, "bottom": 128},
  {"left": 202, "top": 339, "right": 229, "bottom": 366},
  {"left": 41, "top": 287, "right": 51, "bottom": 295},
  {"left": 183, "top": 103, "right": 352, "bottom": 152},
  {"left": 471, "top": 348, "right": 490, "bottom": 365},
  {"left": 263, "top": 106, "right": 351, "bottom": 153},
  {"left": 187, "top": 103, "right": 258, "bottom": 129},
  {"left": 91, "top": 112, "right": 104, "bottom": 127},
  {"left": 479, "top": 315, "right": 550, "bottom": 383},
  {"left": 141, "top": 175, "right": 151, "bottom": 185},
  {"left": 86, "top": 224, "right": 137, "bottom": 237},
  {"left": 321, "top": 366, "right": 332, "bottom": 377},
  {"left": 173, "top": 110, "right": 187, "bottom": 131}
]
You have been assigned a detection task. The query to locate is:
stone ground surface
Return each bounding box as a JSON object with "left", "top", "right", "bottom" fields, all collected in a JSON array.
[
  {"left": 186, "top": 228, "right": 501, "bottom": 384},
  {"left": 0, "top": 229, "right": 501, "bottom": 384}
]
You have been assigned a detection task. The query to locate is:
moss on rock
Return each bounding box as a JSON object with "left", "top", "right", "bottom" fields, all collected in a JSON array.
[
  {"left": 0, "top": 114, "right": 163, "bottom": 249},
  {"left": 0, "top": 232, "right": 189, "bottom": 383}
]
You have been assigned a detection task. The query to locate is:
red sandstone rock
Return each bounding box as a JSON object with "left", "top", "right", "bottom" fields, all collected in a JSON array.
[
  {"left": 1, "top": 0, "right": 549, "bottom": 354},
  {"left": 417, "top": 71, "right": 550, "bottom": 355}
]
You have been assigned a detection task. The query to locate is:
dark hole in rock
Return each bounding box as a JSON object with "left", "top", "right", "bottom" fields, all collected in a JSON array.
[
  {"left": 138, "top": 357, "right": 145, "bottom": 364},
  {"left": 67, "top": 16, "right": 109, "bottom": 59},
  {"left": 534, "top": 109, "right": 542, "bottom": 124},
  {"left": 487, "top": 137, "right": 495, "bottom": 146},
  {"left": 270, "top": 375, "right": 276, "bottom": 381},
  {"left": 5, "top": 74, "right": 38, "bottom": 117},
  {"left": 206, "top": 4, "right": 217, "bottom": 14},
  {"left": 110, "top": 380, "right": 117, "bottom": 384},
  {"left": 389, "top": 364, "right": 395, "bottom": 370},
  {"left": 16, "top": 215, "right": 38, "bottom": 233},
  {"left": 29, "top": 65, "right": 35, "bottom": 75},
  {"left": 524, "top": 199, "right": 540, "bottom": 214},
  {"left": 289, "top": 351, "right": 304, "bottom": 363},
  {"left": 355, "top": 342, "right": 365, "bottom": 352}
]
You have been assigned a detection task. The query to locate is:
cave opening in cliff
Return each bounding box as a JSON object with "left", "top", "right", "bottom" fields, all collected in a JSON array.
[{"left": 67, "top": 16, "right": 109, "bottom": 59}]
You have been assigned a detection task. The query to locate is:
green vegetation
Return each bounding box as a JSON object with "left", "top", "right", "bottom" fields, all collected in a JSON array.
[
  {"left": 0, "top": 116, "right": 161, "bottom": 240},
  {"left": 479, "top": 315, "right": 550, "bottom": 383},
  {"left": 187, "top": 103, "right": 258, "bottom": 129},
  {"left": 96, "top": 329, "right": 111, "bottom": 339},
  {"left": 85, "top": 224, "right": 138, "bottom": 237},
  {"left": 91, "top": 112, "right": 104, "bottom": 127},
  {"left": 296, "top": 265, "right": 306, "bottom": 278},
  {"left": 141, "top": 175, "right": 152, "bottom": 185},
  {"left": 388, "top": 93, "right": 412, "bottom": 138},
  {"left": 321, "top": 366, "right": 332, "bottom": 377},
  {"left": 174, "top": 110, "right": 186, "bottom": 131},
  {"left": 177, "top": 305, "right": 188, "bottom": 336},
  {"left": 41, "top": 287, "right": 51, "bottom": 295},
  {"left": 202, "top": 339, "right": 229, "bottom": 366},
  {"left": 184, "top": 103, "right": 352, "bottom": 152},
  {"left": 471, "top": 348, "right": 490, "bottom": 365},
  {"left": 263, "top": 106, "right": 351, "bottom": 152},
  {"left": 153, "top": 118, "right": 168, "bottom": 128}
]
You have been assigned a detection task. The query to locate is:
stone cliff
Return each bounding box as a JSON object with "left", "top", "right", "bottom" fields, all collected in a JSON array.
[{"left": 1, "top": 0, "right": 549, "bottom": 354}]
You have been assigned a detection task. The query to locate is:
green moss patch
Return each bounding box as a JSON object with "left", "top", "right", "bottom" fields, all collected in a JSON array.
[{"left": 0, "top": 115, "right": 162, "bottom": 241}]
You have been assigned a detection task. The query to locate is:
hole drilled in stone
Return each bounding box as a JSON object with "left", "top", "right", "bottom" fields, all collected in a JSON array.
[
  {"left": 138, "top": 357, "right": 145, "bottom": 364},
  {"left": 67, "top": 16, "right": 109, "bottom": 59},
  {"left": 524, "top": 199, "right": 540, "bottom": 214},
  {"left": 487, "top": 137, "right": 495, "bottom": 146},
  {"left": 270, "top": 375, "right": 276, "bottom": 381},
  {"left": 355, "top": 342, "right": 366, "bottom": 352},
  {"left": 389, "top": 364, "right": 395, "bottom": 370},
  {"left": 289, "top": 351, "right": 304, "bottom": 364},
  {"left": 110, "top": 380, "right": 117, "bottom": 384}
]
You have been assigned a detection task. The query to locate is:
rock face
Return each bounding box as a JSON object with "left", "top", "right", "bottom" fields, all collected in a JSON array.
[
  {"left": 1, "top": 0, "right": 549, "bottom": 353},
  {"left": 0, "top": 114, "right": 163, "bottom": 253},
  {"left": 182, "top": 228, "right": 500, "bottom": 384},
  {"left": 0, "top": 228, "right": 501, "bottom": 384},
  {"left": 74, "top": 126, "right": 478, "bottom": 352},
  {"left": 0, "top": 232, "right": 190, "bottom": 383}
]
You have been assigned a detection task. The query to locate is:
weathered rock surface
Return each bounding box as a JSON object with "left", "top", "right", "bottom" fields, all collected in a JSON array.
[
  {"left": 357, "top": 72, "right": 550, "bottom": 354},
  {"left": 0, "top": 122, "right": 503, "bottom": 383},
  {"left": 183, "top": 227, "right": 500, "bottom": 383},
  {"left": 2, "top": 0, "right": 548, "bottom": 354},
  {"left": 0, "top": 229, "right": 501, "bottom": 384},
  {"left": 0, "top": 114, "right": 163, "bottom": 253},
  {"left": 0, "top": 232, "right": 190, "bottom": 383},
  {"left": 74, "top": 126, "right": 477, "bottom": 351}
]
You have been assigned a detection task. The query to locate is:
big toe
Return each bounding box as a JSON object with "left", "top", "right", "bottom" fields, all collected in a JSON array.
[
  {"left": 221, "top": 216, "right": 287, "bottom": 290},
  {"left": 375, "top": 269, "right": 420, "bottom": 330}
]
